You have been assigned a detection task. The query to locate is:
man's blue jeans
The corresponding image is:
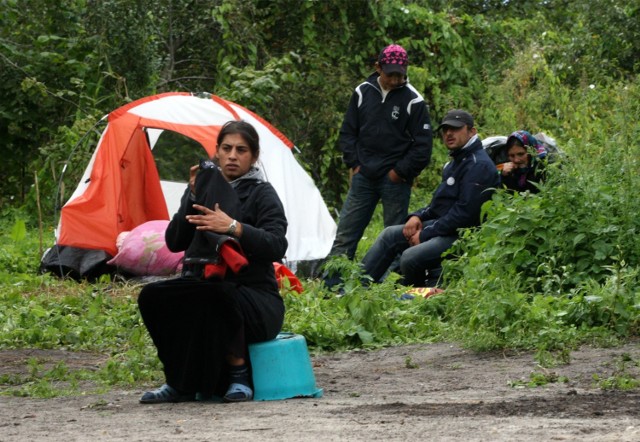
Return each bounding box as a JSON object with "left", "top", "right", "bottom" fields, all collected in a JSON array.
[
  {"left": 329, "top": 172, "right": 411, "bottom": 260},
  {"left": 361, "top": 222, "right": 457, "bottom": 287}
]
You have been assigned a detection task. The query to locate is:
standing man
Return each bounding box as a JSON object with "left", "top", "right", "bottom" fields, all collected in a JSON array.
[
  {"left": 360, "top": 110, "right": 500, "bottom": 288},
  {"left": 327, "top": 44, "right": 433, "bottom": 270}
]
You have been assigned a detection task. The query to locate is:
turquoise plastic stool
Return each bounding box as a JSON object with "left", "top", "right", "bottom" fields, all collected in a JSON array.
[{"left": 249, "top": 333, "right": 323, "bottom": 401}]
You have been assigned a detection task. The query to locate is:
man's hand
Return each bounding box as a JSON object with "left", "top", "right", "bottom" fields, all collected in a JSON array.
[
  {"left": 348, "top": 165, "right": 361, "bottom": 181},
  {"left": 403, "top": 216, "right": 422, "bottom": 242},
  {"left": 408, "top": 231, "right": 421, "bottom": 246},
  {"left": 388, "top": 169, "right": 404, "bottom": 183}
]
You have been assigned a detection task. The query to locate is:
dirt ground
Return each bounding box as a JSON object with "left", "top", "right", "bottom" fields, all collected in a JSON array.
[{"left": 2, "top": 341, "right": 640, "bottom": 441}]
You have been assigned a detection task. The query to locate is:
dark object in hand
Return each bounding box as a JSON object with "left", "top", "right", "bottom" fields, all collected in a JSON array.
[{"left": 199, "top": 158, "right": 216, "bottom": 170}]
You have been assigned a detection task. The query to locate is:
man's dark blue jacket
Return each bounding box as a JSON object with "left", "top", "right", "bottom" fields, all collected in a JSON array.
[{"left": 410, "top": 136, "right": 500, "bottom": 242}]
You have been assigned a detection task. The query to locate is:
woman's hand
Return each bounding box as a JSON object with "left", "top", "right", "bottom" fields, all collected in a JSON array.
[
  {"left": 186, "top": 203, "right": 241, "bottom": 236},
  {"left": 500, "top": 162, "right": 517, "bottom": 176},
  {"left": 188, "top": 164, "right": 199, "bottom": 194}
]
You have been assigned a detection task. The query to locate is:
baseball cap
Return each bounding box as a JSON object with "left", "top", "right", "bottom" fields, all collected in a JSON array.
[
  {"left": 378, "top": 44, "right": 408, "bottom": 75},
  {"left": 436, "top": 109, "right": 474, "bottom": 130}
]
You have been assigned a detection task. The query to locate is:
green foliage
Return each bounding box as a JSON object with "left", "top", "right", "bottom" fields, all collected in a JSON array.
[
  {"left": 284, "top": 260, "right": 443, "bottom": 351},
  {"left": 592, "top": 353, "right": 640, "bottom": 390},
  {"left": 405, "top": 356, "right": 420, "bottom": 369},
  {"left": 0, "top": 0, "right": 524, "bottom": 215},
  {"left": 424, "top": 70, "right": 639, "bottom": 349},
  {"left": 4, "top": 0, "right": 640, "bottom": 216},
  {"left": 594, "top": 373, "right": 640, "bottom": 391},
  {"left": 0, "top": 279, "right": 161, "bottom": 397},
  {"left": 0, "top": 215, "right": 40, "bottom": 277},
  {"left": 508, "top": 369, "right": 569, "bottom": 388},
  {"left": 534, "top": 347, "right": 571, "bottom": 369}
]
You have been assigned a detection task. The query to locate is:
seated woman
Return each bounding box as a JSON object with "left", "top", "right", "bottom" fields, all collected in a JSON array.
[
  {"left": 138, "top": 120, "right": 288, "bottom": 404},
  {"left": 498, "top": 130, "right": 547, "bottom": 193}
]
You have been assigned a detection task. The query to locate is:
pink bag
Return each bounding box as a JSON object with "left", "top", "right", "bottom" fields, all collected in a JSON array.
[{"left": 107, "top": 220, "right": 184, "bottom": 276}]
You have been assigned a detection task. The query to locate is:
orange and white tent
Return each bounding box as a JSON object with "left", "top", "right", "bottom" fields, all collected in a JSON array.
[{"left": 44, "top": 92, "right": 336, "bottom": 278}]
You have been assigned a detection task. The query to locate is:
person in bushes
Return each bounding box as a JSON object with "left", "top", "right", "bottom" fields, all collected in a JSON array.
[
  {"left": 137, "top": 120, "right": 288, "bottom": 404},
  {"left": 360, "top": 110, "right": 499, "bottom": 288},
  {"left": 498, "top": 130, "right": 547, "bottom": 193}
]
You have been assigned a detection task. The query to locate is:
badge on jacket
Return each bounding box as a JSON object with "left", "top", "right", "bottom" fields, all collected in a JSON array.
[
  {"left": 447, "top": 177, "right": 455, "bottom": 186},
  {"left": 391, "top": 106, "right": 400, "bottom": 120}
]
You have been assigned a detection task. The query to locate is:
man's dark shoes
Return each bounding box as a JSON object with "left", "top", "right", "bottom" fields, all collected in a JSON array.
[{"left": 322, "top": 272, "right": 343, "bottom": 291}]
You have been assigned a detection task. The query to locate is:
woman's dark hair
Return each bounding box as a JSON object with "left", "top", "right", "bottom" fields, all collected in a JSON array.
[
  {"left": 506, "top": 138, "right": 524, "bottom": 150},
  {"left": 217, "top": 120, "right": 260, "bottom": 158}
]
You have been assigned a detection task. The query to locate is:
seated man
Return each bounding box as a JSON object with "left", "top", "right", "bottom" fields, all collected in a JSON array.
[{"left": 360, "top": 109, "right": 500, "bottom": 288}]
